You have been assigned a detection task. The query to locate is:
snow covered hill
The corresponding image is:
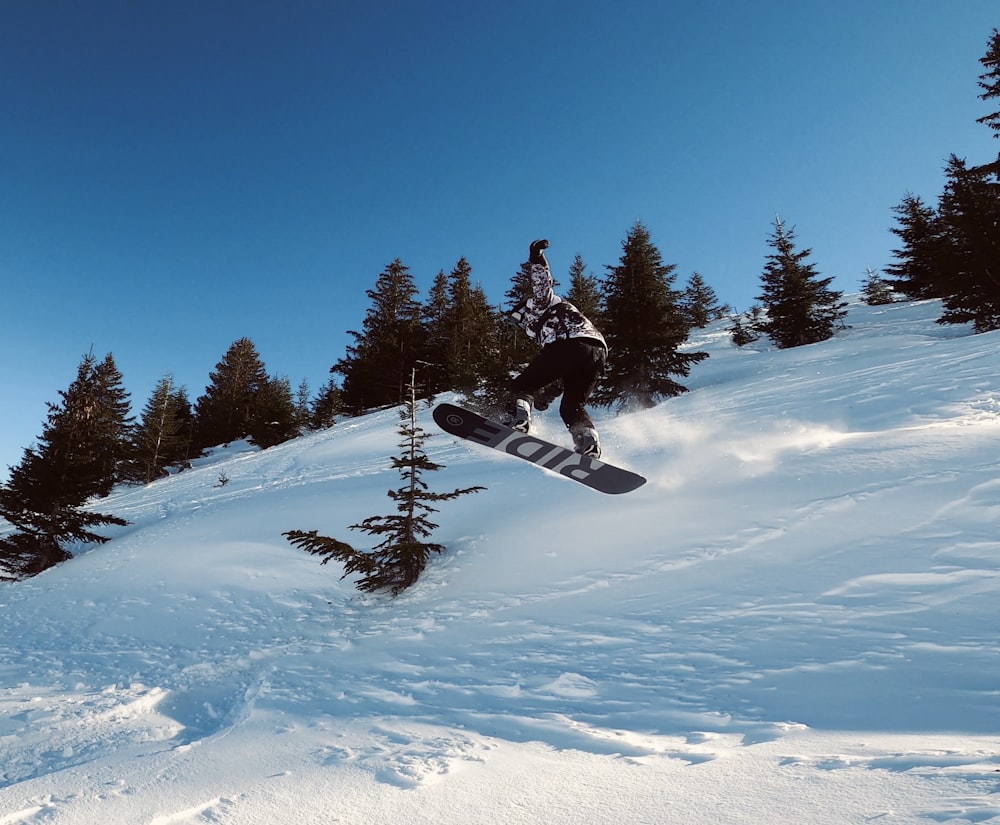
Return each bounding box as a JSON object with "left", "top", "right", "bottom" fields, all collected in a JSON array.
[{"left": 1, "top": 298, "right": 999, "bottom": 825}]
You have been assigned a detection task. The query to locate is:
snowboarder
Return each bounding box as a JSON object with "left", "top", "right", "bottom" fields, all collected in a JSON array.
[{"left": 506, "top": 239, "right": 607, "bottom": 458}]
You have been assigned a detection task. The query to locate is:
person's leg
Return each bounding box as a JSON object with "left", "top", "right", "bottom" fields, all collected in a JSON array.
[
  {"left": 532, "top": 380, "right": 563, "bottom": 411},
  {"left": 508, "top": 343, "right": 568, "bottom": 432},
  {"left": 557, "top": 342, "right": 606, "bottom": 456}
]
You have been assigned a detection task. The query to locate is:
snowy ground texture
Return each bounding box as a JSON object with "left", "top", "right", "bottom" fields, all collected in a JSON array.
[{"left": 1, "top": 298, "right": 999, "bottom": 825}]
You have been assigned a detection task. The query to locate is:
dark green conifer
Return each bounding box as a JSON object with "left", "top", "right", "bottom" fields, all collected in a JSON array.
[
  {"left": 681, "top": 272, "right": 729, "bottom": 328},
  {"left": 756, "top": 217, "right": 847, "bottom": 349},
  {"left": 295, "top": 379, "right": 311, "bottom": 431},
  {"left": 860, "top": 269, "right": 895, "bottom": 306},
  {"left": 193, "top": 338, "right": 269, "bottom": 450},
  {"left": 565, "top": 254, "right": 603, "bottom": 323},
  {"left": 974, "top": 28, "right": 1000, "bottom": 178},
  {"left": 309, "top": 378, "right": 342, "bottom": 429},
  {"left": 885, "top": 194, "right": 944, "bottom": 300},
  {"left": 0, "top": 352, "right": 129, "bottom": 579},
  {"left": 249, "top": 375, "right": 300, "bottom": 448},
  {"left": 130, "top": 374, "right": 192, "bottom": 484},
  {"left": 285, "top": 373, "right": 483, "bottom": 596},
  {"left": 420, "top": 270, "right": 452, "bottom": 395},
  {"left": 595, "top": 221, "right": 708, "bottom": 409},
  {"left": 935, "top": 155, "right": 1000, "bottom": 331},
  {"left": 332, "top": 260, "right": 425, "bottom": 414},
  {"left": 728, "top": 308, "right": 763, "bottom": 347},
  {"left": 441, "top": 258, "right": 498, "bottom": 393},
  {"left": 88, "top": 353, "right": 135, "bottom": 493}
]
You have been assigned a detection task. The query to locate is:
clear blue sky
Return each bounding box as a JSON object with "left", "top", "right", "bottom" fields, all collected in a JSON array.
[{"left": 1, "top": 0, "right": 997, "bottom": 473}]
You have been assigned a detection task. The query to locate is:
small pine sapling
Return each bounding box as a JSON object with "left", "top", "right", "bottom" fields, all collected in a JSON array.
[
  {"left": 729, "top": 307, "right": 763, "bottom": 347},
  {"left": 860, "top": 268, "right": 895, "bottom": 306},
  {"left": 285, "top": 372, "right": 484, "bottom": 596}
]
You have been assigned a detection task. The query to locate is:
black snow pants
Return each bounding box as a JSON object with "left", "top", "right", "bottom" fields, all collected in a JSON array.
[{"left": 510, "top": 338, "right": 606, "bottom": 431}]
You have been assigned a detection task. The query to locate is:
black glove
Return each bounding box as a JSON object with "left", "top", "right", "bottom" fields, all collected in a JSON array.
[{"left": 529, "top": 239, "right": 550, "bottom": 267}]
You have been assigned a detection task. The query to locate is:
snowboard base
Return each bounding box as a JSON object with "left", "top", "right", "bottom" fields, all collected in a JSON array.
[{"left": 433, "top": 403, "right": 646, "bottom": 495}]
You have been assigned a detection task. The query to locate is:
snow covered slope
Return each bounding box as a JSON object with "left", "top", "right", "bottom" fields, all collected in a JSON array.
[{"left": 1, "top": 298, "right": 998, "bottom": 824}]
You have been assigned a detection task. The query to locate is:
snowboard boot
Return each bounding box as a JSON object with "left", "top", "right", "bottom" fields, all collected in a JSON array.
[
  {"left": 571, "top": 425, "right": 601, "bottom": 459},
  {"left": 528, "top": 239, "right": 550, "bottom": 268},
  {"left": 511, "top": 398, "right": 532, "bottom": 433}
]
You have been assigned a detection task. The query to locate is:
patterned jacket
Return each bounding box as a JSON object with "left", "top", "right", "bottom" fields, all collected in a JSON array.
[{"left": 513, "top": 263, "right": 607, "bottom": 351}]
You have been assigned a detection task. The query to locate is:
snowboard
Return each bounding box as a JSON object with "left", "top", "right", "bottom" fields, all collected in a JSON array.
[{"left": 432, "top": 402, "right": 646, "bottom": 495}]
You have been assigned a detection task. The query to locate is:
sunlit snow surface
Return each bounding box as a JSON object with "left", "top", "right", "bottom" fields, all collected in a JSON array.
[{"left": 1, "top": 298, "right": 998, "bottom": 824}]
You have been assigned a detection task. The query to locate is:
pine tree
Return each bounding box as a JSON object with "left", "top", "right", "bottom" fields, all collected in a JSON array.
[
  {"left": 441, "top": 258, "right": 498, "bottom": 393},
  {"left": 332, "top": 259, "right": 425, "bottom": 414},
  {"left": 295, "top": 379, "right": 311, "bottom": 431},
  {"left": 284, "top": 371, "right": 483, "bottom": 596},
  {"left": 884, "top": 194, "right": 944, "bottom": 300},
  {"left": 84, "top": 353, "right": 135, "bottom": 496},
  {"left": 0, "top": 352, "right": 129, "bottom": 579},
  {"left": 935, "top": 155, "right": 1000, "bottom": 331},
  {"left": 129, "top": 374, "right": 192, "bottom": 484},
  {"left": 927, "top": 32, "right": 1000, "bottom": 331},
  {"left": 309, "top": 378, "right": 341, "bottom": 429},
  {"left": 419, "top": 259, "right": 505, "bottom": 397},
  {"left": 728, "top": 307, "right": 763, "bottom": 347},
  {"left": 974, "top": 28, "right": 1000, "bottom": 178},
  {"left": 756, "top": 217, "right": 847, "bottom": 349},
  {"left": 248, "top": 375, "right": 300, "bottom": 448},
  {"left": 193, "top": 338, "right": 269, "bottom": 451},
  {"left": 860, "top": 268, "right": 895, "bottom": 306},
  {"left": 565, "top": 254, "right": 603, "bottom": 322},
  {"left": 172, "top": 385, "right": 195, "bottom": 463},
  {"left": 420, "top": 270, "right": 452, "bottom": 395},
  {"left": 681, "top": 272, "right": 729, "bottom": 327},
  {"left": 595, "top": 221, "right": 708, "bottom": 409}
]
